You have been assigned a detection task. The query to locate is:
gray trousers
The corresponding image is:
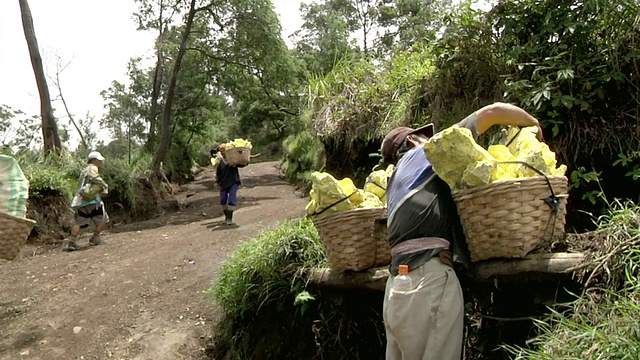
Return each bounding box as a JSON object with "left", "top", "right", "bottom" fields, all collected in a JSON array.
[{"left": 383, "top": 257, "right": 464, "bottom": 360}]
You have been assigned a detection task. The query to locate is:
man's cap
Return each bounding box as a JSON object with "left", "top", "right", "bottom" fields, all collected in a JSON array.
[
  {"left": 381, "top": 123, "right": 434, "bottom": 162},
  {"left": 88, "top": 151, "right": 105, "bottom": 161}
]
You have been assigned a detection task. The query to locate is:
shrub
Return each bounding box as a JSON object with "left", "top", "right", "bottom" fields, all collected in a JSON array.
[
  {"left": 506, "top": 202, "right": 640, "bottom": 359},
  {"left": 281, "top": 128, "right": 325, "bottom": 191},
  {"left": 17, "top": 149, "right": 84, "bottom": 200},
  {"left": 99, "top": 151, "right": 153, "bottom": 214}
]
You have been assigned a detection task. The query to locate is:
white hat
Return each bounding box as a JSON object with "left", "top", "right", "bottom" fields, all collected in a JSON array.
[{"left": 88, "top": 151, "right": 105, "bottom": 161}]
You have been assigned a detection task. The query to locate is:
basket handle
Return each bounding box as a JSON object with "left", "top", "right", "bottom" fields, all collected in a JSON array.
[
  {"left": 311, "top": 192, "right": 358, "bottom": 217},
  {"left": 504, "top": 127, "right": 523, "bottom": 147},
  {"left": 371, "top": 181, "right": 386, "bottom": 191}
]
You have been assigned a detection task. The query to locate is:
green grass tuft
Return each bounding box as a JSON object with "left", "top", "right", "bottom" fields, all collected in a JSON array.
[{"left": 506, "top": 202, "right": 640, "bottom": 359}]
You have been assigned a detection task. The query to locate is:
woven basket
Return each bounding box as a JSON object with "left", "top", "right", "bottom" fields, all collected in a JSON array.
[
  {"left": 226, "top": 147, "right": 251, "bottom": 166},
  {"left": 0, "top": 211, "right": 36, "bottom": 261},
  {"left": 451, "top": 176, "right": 568, "bottom": 262},
  {"left": 312, "top": 207, "right": 390, "bottom": 271}
]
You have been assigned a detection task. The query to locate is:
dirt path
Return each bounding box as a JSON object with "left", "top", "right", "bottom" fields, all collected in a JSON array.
[{"left": 0, "top": 161, "right": 308, "bottom": 360}]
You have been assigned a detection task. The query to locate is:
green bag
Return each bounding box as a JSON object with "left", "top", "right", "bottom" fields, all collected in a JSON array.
[{"left": 80, "top": 183, "right": 103, "bottom": 201}]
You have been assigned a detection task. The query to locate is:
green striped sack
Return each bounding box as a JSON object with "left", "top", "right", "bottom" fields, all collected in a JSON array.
[{"left": 0, "top": 155, "right": 29, "bottom": 218}]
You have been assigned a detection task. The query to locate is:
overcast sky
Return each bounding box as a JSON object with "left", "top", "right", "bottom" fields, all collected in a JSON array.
[{"left": 0, "top": 0, "right": 305, "bottom": 124}]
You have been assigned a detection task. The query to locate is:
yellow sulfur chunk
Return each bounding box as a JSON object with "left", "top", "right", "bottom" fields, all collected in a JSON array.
[
  {"left": 305, "top": 171, "right": 365, "bottom": 216},
  {"left": 306, "top": 172, "right": 357, "bottom": 217},
  {"left": 338, "top": 178, "right": 363, "bottom": 206},
  {"left": 357, "top": 191, "right": 384, "bottom": 209},
  {"left": 305, "top": 191, "right": 317, "bottom": 214},
  {"left": 424, "top": 125, "right": 495, "bottom": 189},
  {"left": 460, "top": 160, "right": 496, "bottom": 188},
  {"left": 226, "top": 138, "right": 253, "bottom": 149},
  {"left": 515, "top": 151, "right": 550, "bottom": 178},
  {"left": 487, "top": 145, "right": 518, "bottom": 180},
  {"left": 553, "top": 164, "right": 568, "bottom": 176},
  {"left": 364, "top": 164, "right": 394, "bottom": 201},
  {"left": 423, "top": 124, "right": 568, "bottom": 191},
  {"left": 500, "top": 126, "right": 566, "bottom": 177},
  {"left": 488, "top": 145, "right": 515, "bottom": 162}
]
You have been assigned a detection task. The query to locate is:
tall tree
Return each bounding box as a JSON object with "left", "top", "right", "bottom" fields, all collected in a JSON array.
[
  {"left": 134, "top": 0, "right": 176, "bottom": 151},
  {"left": 151, "top": 0, "right": 199, "bottom": 170},
  {"left": 292, "top": 0, "right": 358, "bottom": 76},
  {"left": 375, "top": 0, "right": 451, "bottom": 54},
  {"left": 19, "top": 0, "right": 62, "bottom": 154}
]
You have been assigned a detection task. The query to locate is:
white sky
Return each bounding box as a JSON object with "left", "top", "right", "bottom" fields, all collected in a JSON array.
[{"left": 0, "top": 0, "right": 305, "bottom": 125}]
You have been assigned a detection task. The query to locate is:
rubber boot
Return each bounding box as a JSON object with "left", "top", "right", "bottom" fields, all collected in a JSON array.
[{"left": 224, "top": 210, "right": 233, "bottom": 225}]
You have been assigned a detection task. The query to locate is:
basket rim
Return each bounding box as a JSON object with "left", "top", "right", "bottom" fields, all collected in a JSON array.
[
  {"left": 311, "top": 206, "right": 386, "bottom": 221},
  {"left": 0, "top": 211, "right": 36, "bottom": 225},
  {"left": 451, "top": 175, "right": 567, "bottom": 197}
]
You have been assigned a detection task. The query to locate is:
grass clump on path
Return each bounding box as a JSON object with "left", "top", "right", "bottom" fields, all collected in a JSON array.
[
  {"left": 506, "top": 202, "right": 640, "bottom": 359},
  {"left": 209, "top": 217, "right": 386, "bottom": 360}
]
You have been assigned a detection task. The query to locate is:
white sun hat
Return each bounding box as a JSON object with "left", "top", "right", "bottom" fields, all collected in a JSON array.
[{"left": 87, "top": 151, "right": 105, "bottom": 161}]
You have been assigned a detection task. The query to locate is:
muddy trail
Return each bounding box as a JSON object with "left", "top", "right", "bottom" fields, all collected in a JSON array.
[{"left": 0, "top": 161, "right": 308, "bottom": 360}]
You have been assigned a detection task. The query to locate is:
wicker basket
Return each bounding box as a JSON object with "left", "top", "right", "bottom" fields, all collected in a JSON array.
[
  {"left": 0, "top": 211, "right": 36, "bottom": 261},
  {"left": 451, "top": 176, "right": 568, "bottom": 262},
  {"left": 226, "top": 147, "right": 251, "bottom": 166},
  {"left": 312, "top": 207, "right": 390, "bottom": 271}
]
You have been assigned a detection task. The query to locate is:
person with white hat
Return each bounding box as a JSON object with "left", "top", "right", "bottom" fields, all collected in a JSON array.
[{"left": 64, "top": 151, "right": 110, "bottom": 251}]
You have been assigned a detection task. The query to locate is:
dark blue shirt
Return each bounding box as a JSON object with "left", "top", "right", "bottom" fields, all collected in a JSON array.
[{"left": 386, "top": 115, "right": 478, "bottom": 276}]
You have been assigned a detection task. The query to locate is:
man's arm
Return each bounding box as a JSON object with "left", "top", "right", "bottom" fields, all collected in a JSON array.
[
  {"left": 87, "top": 165, "right": 109, "bottom": 190},
  {"left": 461, "top": 102, "right": 543, "bottom": 140}
]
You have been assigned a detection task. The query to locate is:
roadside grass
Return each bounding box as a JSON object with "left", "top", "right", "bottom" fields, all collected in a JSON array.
[
  {"left": 506, "top": 201, "right": 640, "bottom": 359},
  {"left": 209, "top": 217, "right": 386, "bottom": 360}
]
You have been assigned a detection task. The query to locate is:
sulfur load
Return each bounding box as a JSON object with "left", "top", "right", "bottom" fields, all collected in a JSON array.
[
  {"left": 306, "top": 170, "right": 387, "bottom": 217},
  {"left": 423, "top": 125, "right": 567, "bottom": 190},
  {"left": 500, "top": 127, "right": 566, "bottom": 178},
  {"left": 226, "top": 138, "right": 253, "bottom": 149},
  {"left": 364, "top": 164, "right": 394, "bottom": 202}
]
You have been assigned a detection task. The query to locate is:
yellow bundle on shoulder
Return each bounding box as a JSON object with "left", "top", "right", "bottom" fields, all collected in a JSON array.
[
  {"left": 423, "top": 125, "right": 497, "bottom": 189},
  {"left": 226, "top": 138, "right": 253, "bottom": 149}
]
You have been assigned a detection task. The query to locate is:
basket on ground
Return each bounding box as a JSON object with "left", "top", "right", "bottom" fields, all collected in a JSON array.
[
  {"left": 0, "top": 211, "right": 36, "bottom": 260},
  {"left": 226, "top": 147, "right": 251, "bottom": 166},
  {"left": 312, "top": 207, "right": 390, "bottom": 271},
  {"left": 451, "top": 176, "right": 568, "bottom": 262}
]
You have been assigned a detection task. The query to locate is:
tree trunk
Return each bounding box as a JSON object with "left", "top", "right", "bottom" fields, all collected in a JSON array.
[
  {"left": 151, "top": 0, "right": 198, "bottom": 170},
  {"left": 19, "top": 0, "right": 62, "bottom": 154},
  {"left": 146, "top": 6, "right": 166, "bottom": 152}
]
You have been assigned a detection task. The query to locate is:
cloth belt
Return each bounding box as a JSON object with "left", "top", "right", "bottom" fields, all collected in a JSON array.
[{"left": 390, "top": 237, "right": 450, "bottom": 257}]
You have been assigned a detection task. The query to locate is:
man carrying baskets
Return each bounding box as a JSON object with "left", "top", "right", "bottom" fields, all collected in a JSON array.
[
  {"left": 216, "top": 144, "right": 242, "bottom": 225},
  {"left": 381, "top": 102, "right": 543, "bottom": 360}
]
